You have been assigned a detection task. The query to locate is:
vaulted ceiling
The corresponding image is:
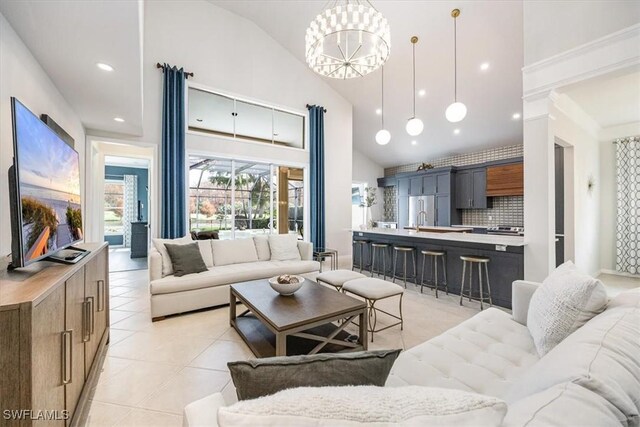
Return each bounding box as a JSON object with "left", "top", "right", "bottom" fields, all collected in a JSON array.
[{"left": 211, "top": 0, "right": 524, "bottom": 167}]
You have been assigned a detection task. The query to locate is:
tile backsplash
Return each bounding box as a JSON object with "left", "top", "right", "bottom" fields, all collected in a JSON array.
[
  {"left": 382, "top": 144, "right": 524, "bottom": 226},
  {"left": 461, "top": 196, "right": 523, "bottom": 227},
  {"left": 383, "top": 186, "right": 398, "bottom": 222},
  {"left": 384, "top": 144, "right": 523, "bottom": 176}
]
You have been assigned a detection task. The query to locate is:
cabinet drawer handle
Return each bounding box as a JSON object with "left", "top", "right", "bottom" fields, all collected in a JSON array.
[
  {"left": 87, "top": 296, "right": 95, "bottom": 335},
  {"left": 97, "top": 280, "right": 105, "bottom": 312},
  {"left": 82, "top": 301, "right": 90, "bottom": 342},
  {"left": 61, "top": 330, "right": 73, "bottom": 384}
]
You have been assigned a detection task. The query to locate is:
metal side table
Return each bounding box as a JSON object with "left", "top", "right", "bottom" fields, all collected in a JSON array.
[{"left": 314, "top": 248, "right": 338, "bottom": 272}]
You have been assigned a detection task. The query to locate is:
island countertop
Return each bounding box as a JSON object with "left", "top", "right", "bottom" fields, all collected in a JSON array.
[{"left": 353, "top": 227, "right": 526, "bottom": 247}]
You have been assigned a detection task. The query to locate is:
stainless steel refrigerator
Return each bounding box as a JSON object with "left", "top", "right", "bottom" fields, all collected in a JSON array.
[{"left": 408, "top": 195, "right": 435, "bottom": 228}]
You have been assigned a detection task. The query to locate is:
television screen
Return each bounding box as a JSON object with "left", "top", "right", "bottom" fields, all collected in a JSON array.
[{"left": 12, "top": 98, "right": 83, "bottom": 265}]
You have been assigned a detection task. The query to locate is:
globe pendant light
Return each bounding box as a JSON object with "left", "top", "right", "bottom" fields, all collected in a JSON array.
[
  {"left": 375, "top": 66, "right": 391, "bottom": 145},
  {"left": 305, "top": 1, "right": 391, "bottom": 79},
  {"left": 445, "top": 9, "right": 467, "bottom": 123},
  {"left": 406, "top": 36, "right": 424, "bottom": 136}
]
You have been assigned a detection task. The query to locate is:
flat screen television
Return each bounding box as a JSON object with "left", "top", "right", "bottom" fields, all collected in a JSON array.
[{"left": 8, "top": 98, "right": 83, "bottom": 268}]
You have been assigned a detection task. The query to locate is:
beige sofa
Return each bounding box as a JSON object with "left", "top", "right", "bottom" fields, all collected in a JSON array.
[
  {"left": 149, "top": 237, "right": 320, "bottom": 320},
  {"left": 183, "top": 280, "right": 640, "bottom": 426}
]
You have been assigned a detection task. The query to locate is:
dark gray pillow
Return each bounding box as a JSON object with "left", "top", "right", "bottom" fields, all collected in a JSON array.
[
  {"left": 164, "top": 242, "right": 208, "bottom": 277},
  {"left": 228, "top": 349, "right": 401, "bottom": 400}
]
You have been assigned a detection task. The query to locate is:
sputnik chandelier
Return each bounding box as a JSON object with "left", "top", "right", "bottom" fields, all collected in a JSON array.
[{"left": 305, "top": 0, "right": 391, "bottom": 79}]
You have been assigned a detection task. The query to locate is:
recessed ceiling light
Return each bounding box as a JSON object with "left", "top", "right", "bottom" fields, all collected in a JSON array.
[
  {"left": 411, "top": 140, "right": 417, "bottom": 145},
  {"left": 114, "top": 117, "right": 125, "bottom": 122},
  {"left": 96, "top": 62, "right": 114, "bottom": 72},
  {"left": 512, "top": 113, "right": 521, "bottom": 120},
  {"left": 480, "top": 62, "right": 490, "bottom": 71},
  {"left": 375, "top": 108, "right": 382, "bottom": 115},
  {"left": 453, "top": 129, "right": 461, "bottom": 135},
  {"left": 418, "top": 89, "right": 426, "bottom": 97}
]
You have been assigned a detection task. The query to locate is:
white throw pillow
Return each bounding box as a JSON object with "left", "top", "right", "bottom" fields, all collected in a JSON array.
[
  {"left": 197, "top": 240, "right": 214, "bottom": 268},
  {"left": 268, "top": 234, "right": 301, "bottom": 261},
  {"left": 211, "top": 238, "right": 259, "bottom": 266},
  {"left": 526, "top": 261, "right": 607, "bottom": 356},
  {"left": 253, "top": 236, "right": 271, "bottom": 261},
  {"left": 218, "top": 386, "right": 507, "bottom": 427},
  {"left": 152, "top": 235, "right": 193, "bottom": 277}
]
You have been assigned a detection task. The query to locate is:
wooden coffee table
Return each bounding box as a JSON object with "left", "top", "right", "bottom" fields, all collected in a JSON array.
[{"left": 230, "top": 279, "right": 368, "bottom": 357}]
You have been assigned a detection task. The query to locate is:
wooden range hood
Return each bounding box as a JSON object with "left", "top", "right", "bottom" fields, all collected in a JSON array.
[{"left": 486, "top": 163, "right": 524, "bottom": 196}]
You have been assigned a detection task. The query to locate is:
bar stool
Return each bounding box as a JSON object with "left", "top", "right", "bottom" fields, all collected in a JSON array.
[
  {"left": 419, "top": 250, "right": 448, "bottom": 297},
  {"left": 392, "top": 246, "right": 417, "bottom": 288},
  {"left": 459, "top": 255, "right": 492, "bottom": 310},
  {"left": 352, "top": 240, "right": 370, "bottom": 273},
  {"left": 370, "top": 243, "right": 391, "bottom": 279}
]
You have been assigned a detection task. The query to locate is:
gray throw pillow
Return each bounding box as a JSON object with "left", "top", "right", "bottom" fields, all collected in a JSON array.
[
  {"left": 228, "top": 349, "right": 401, "bottom": 401},
  {"left": 164, "top": 242, "right": 208, "bottom": 277}
]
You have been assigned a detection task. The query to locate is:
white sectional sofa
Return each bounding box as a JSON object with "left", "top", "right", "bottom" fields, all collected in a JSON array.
[
  {"left": 149, "top": 236, "right": 320, "bottom": 320},
  {"left": 183, "top": 280, "right": 640, "bottom": 426}
]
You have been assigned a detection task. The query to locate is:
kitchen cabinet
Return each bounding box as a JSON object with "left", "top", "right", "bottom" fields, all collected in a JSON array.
[
  {"left": 486, "top": 163, "right": 523, "bottom": 196},
  {"left": 436, "top": 173, "right": 451, "bottom": 194},
  {"left": 435, "top": 195, "right": 451, "bottom": 226},
  {"left": 423, "top": 175, "right": 436, "bottom": 195},
  {"left": 422, "top": 172, "right": 451, "bottom": 196},
  {"left": 398, "top": 196, "right": 409, "bottom": 228},
  {"left": 398, "top": 179, "right": 410, "bottom": 196},
  {"left": 409, "top": 177, "right": 422, "bottom": 196},
  {"left": 0, "top": 243, "right": 109, "bottom": 427},
  {"left": 455, "top": 168, "right": 491, "bottom": 209}
]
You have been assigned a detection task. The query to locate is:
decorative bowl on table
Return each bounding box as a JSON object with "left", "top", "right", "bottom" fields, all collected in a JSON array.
[{"left": 268, "top": 275, "right": 304, "bottom": 296}]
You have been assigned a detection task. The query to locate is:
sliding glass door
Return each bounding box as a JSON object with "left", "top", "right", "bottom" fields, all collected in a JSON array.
[{"left": 189, "top": 156, "right": 305, "bottom": 240}]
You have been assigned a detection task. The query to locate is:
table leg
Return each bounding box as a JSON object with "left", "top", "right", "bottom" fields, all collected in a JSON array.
[
  {"left": 275, "top": 332, "right": 287, "bottom": 356},
  {"left": 229, "top": 288, "right": 236, "bottom": 327},
  {"left": 359, "top": 309, "right": 368, "bottom": 350}
]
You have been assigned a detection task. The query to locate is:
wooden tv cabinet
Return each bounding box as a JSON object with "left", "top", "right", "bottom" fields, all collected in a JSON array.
[{"left": 0, "top": 242, "right": 109, "bottom": 427}]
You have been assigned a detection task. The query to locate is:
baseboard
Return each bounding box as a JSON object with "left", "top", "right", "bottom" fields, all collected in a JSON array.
[{"left": 598, "top": 269, "right": 640, "bottom": 279}]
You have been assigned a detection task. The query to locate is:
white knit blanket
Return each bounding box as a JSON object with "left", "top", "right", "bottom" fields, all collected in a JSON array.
[{"left": 218, "top": 385, "right": 507, "bottom": 426}]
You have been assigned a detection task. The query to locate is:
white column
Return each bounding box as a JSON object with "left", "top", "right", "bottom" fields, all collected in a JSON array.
[{"left": 523, "top": 95, "right": 556, "bottom": 281}]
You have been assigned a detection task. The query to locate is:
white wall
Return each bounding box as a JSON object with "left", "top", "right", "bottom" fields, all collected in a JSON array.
[
  {"left": 523, "top": 1, "right": 640, "bottom": 65},
  {"left": 90, "top": 1, "right": 354, "bottom": 258},
  {"left": 598, "top": 121, "right": 640, "bottom": 271},
  {"left": 550, "top": 97, "right": 601, "bottom": 276},
  {"left": 0, "top": 12, "right": 85, "bottom": 257},
  {"left": 352, "top": 149, "right": 384, "bottom": 222}
]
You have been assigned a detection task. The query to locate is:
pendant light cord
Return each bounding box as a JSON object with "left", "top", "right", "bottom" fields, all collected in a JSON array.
[
  {"left": 412, "top": 41, "right": 416, "bottom": 118},
  {"left": 453, "top": 15, "right": 457, "bottom": 102},
  {"left": 381, "top": 66, "right": 385, "bottom": 128}
]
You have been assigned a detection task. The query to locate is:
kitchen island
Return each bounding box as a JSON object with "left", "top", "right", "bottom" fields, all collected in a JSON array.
[{"left": 353, "top": 228, "right": 525, "bottom": 309}]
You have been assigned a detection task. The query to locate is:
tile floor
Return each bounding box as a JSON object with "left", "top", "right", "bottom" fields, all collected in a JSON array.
[
  {"left": 87, "top": 267, "right": 640, "bottom": 426},
  {"left": 86, "top": 269, "right": 483, "bottom": 426},
  {"left": 109, "top": 247, "right": 147, "bottom": 273}
]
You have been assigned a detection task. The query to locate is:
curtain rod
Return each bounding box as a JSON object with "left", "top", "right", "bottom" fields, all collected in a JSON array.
[
  {"left": 156, "top": 63, "right": 194, "bottom": 78},
  {"left": 306, "top": 104, "right": 327, "bottom": 113}
]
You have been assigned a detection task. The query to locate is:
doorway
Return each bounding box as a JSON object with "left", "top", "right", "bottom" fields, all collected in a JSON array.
[
  {"left": 86, "top": 138, "right": 157, "bottom": 273},
  {"left": 104, "top": 156, "right": 150, "bottom": 272},
  {"left": 554, "top": 138, "right": 575, "bottom": 267}
]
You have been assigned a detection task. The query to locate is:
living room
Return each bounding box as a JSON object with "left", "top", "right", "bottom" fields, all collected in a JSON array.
[{"left": 0, "top": 1, "right": 639, "bottom": 426}]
